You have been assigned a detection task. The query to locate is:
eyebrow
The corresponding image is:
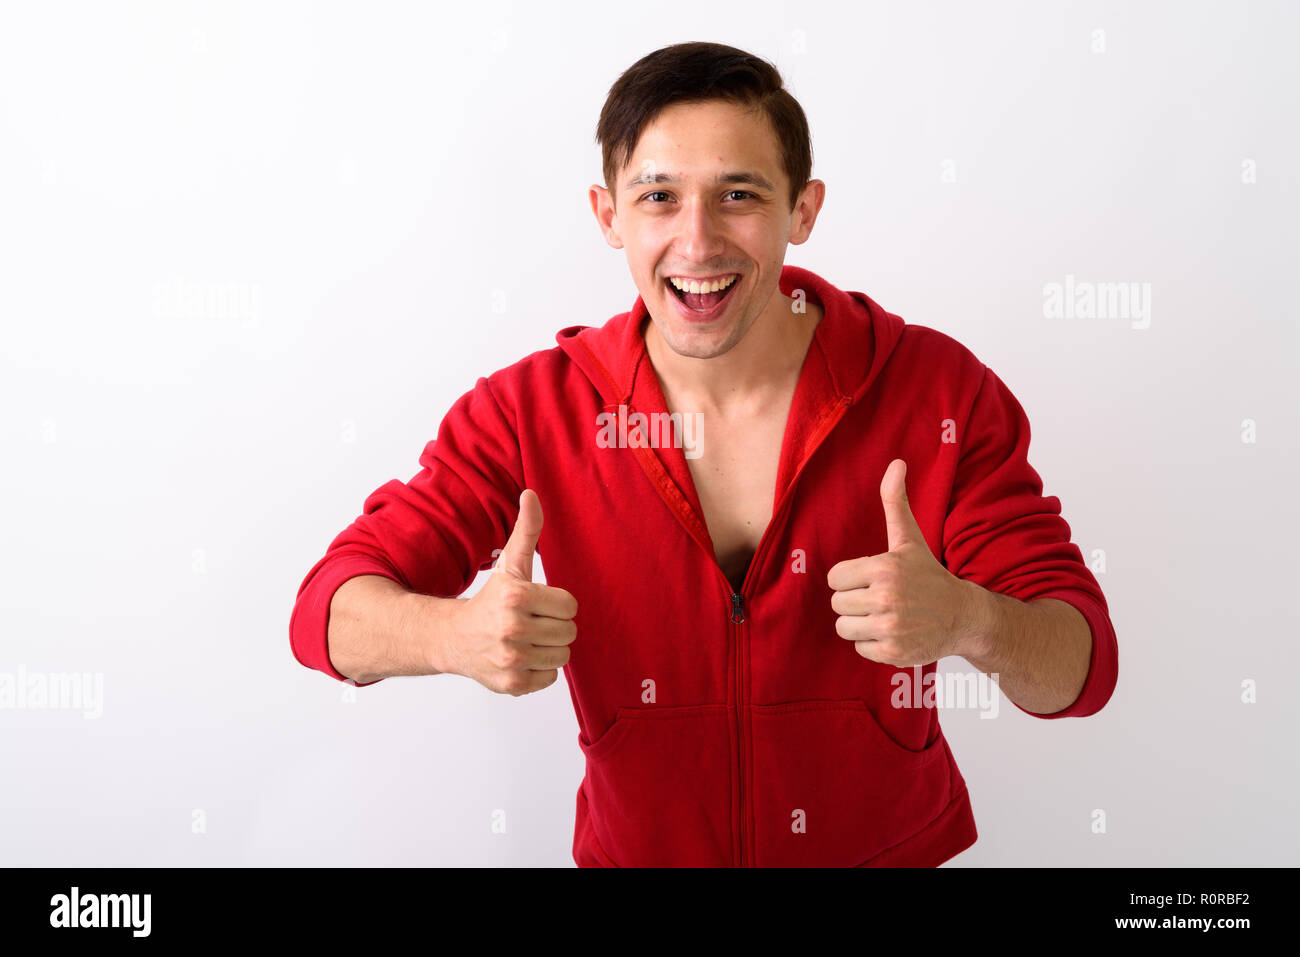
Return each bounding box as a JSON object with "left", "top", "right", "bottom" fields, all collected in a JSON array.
[{"left": 623, "top": 170, "right": 776, "bottom": 193}]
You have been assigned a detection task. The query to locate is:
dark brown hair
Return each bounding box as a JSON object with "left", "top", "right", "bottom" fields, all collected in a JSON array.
[{"left": 595, "top": 42, "right": 813, "bottom": 211}]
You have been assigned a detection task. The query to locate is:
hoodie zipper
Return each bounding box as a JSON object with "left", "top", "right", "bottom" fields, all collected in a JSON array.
[
  {"left": 616, "top": 391, "right": 854, "bottom": 866},
  {"left": 729, "top": 589, "right": 746, "bottom": 867},
  {"left": 715, "top": 393, "right": 854, "bottom": 867}
]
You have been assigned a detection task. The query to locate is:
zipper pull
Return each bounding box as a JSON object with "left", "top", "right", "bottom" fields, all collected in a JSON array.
[{"left": 730, "top": 592, "right": 745, "bottom": 624}]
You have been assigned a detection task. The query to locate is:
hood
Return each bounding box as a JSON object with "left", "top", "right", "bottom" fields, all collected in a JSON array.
[{"left": 555, "top": 264, "right": 906, "bottom": 409}]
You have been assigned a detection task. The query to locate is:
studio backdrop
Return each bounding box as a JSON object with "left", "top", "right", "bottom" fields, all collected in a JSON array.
[{"left": 1, "top": 0, "right": 1295, "bottom": 866}]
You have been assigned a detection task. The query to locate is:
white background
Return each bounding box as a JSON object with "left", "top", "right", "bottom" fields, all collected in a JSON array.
[{"left": 1, "top": 0, "right": 1296, "bottom": 866}]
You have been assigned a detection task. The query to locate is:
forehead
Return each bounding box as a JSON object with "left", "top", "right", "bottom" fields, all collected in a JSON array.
[{"left": 623, "top": 99, "right": 781, "bottom": 179}]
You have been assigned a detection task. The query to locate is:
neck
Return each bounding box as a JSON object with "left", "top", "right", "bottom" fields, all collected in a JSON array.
[{"left": 645, "top": 292, "right": 824, "bottom": 414}]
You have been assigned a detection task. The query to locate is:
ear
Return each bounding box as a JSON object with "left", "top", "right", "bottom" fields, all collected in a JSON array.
[
  {"left": 589, "top": 184, "right": 623, "bottom": 250},
  {"left": 788, "top": 178, "right": 826, "bottom": 245}
]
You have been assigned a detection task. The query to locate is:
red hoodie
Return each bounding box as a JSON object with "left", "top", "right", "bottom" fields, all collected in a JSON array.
[{"left": 290, "top": 264, "right": 1118, "bottom": 867}]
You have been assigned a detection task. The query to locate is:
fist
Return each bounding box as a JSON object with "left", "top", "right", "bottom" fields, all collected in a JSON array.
[
  {"left": 448, "top": 489, "right": 578, "bottom": 696},
  {"left": 826, "top": 459, "right": 980, "bottom": 667}
]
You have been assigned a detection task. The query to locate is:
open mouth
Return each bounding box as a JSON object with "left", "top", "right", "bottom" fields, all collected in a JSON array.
[{"left": 665, "top": 273, "right": 740, "bottom": 313}]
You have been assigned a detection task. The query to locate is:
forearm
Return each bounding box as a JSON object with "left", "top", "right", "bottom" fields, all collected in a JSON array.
[
  {"left": 955, "top": 583, "right": 1092, "bottom": 716},
  {"left": 326, "top": 575, "right": 462, "bottom": 684}
]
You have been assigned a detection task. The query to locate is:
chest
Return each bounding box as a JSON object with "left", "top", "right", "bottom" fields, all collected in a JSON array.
[{"left": 685, "top": 403, "right": 792, "bottom": 592}]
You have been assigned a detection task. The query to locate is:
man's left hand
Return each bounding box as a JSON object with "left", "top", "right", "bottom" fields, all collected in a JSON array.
[{"left": 826, "top": 458, "right": 986, "bottom": 667}]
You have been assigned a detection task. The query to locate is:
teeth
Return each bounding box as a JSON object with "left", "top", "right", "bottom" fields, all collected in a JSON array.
[{"left": 669, "top": 275, "right": 737, "bottom": 294}]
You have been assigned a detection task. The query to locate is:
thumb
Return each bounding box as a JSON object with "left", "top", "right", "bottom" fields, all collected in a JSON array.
[
  {"left": 498, "top": 488, "right": 543, "bottom": 581},
  {"left": 880, "top": 459, "right": 923, "bottom": 551}
]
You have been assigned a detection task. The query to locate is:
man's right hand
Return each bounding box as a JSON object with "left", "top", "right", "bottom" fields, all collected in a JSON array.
[{"left": 442, "top": 488, "right": 579, "bottom": 696}]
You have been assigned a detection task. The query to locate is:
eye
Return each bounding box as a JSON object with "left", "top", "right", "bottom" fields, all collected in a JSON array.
[
  {"left": 725, "top": 190, "right": 755, "bottom": 201},
  {"left": 641, "top": 191, "right": 671, "bottom": 203}
]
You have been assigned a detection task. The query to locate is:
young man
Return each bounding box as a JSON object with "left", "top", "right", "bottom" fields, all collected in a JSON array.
[{"left": 290, "top": 42, "right": 1118, "bottom": 867}]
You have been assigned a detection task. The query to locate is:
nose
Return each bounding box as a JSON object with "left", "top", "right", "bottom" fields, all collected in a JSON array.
[{"left": 673, "top": 194, "right": 728, "bottom": 266}]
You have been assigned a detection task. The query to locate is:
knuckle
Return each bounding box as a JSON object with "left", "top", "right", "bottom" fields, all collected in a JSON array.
[
  {"left": 502, "top": 673, "right": 530, "bottom": 696},
  {"left": 496, "top": 606, "right": 527, "bottom": 639},
  {"left": 491, "top": 645, "right": 521, "bottom": 671},
  {"left": 500, "top": 581, "right": 529, "bottom": 610}
]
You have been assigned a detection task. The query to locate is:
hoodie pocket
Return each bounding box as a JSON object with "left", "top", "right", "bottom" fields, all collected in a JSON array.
[
  {"left": 749, "top": 698, "right": 951, "bottom": 867},
  {"left": 577, "top": 703, "right": 732, "bottom": 867}
]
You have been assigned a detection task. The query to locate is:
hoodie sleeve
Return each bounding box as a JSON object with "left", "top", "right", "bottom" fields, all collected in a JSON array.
[
  {"left": 289, "top": 374, "right": 524, "bottom": 685},
  {"left": 940, "top": 364, "right": 1118, "bottom": 718}
]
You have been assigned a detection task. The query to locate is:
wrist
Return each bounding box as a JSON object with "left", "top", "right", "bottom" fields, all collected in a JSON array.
[
  {"left": 415, "top": 593, "right": 465, "bottom": 677},
  {"left": 952, "top": 579, "right": 995, "bottom": 662}
]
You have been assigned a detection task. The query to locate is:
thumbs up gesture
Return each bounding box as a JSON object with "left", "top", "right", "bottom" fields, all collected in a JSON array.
[
  {"left": 446, "top": 489, "right": 579, "bottom": 696},
  {"left": 826, "top": 459, "right": 983, "bottom": 667}
]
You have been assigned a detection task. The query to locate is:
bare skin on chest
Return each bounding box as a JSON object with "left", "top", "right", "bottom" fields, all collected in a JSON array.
[
  {"left": 650, "top": 300, "right": 824, "bottom": 594},
  {"left": 687, "top": 391, "right": 795, "bottom": 592}
]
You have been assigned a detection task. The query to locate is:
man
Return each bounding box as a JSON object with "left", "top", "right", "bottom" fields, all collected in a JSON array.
[{"left": 290, "top": 41, "right": 1118, "bottom": 867}]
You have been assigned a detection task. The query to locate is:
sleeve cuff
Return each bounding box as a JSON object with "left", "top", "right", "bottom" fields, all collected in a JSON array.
[
  {"left": 1010, "top": 587, "right": 1118, "bottom": 719},
  {"left": 289, "top": 555, "right": 406, "bottom": 686}
]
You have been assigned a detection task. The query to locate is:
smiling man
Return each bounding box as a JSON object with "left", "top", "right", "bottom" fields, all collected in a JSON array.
[
  {"left": 602, "top": 96, "right": 827, "bottom": 595},
  {"left": 290, "top": 41, "right": 1118, "bottom": 867}
]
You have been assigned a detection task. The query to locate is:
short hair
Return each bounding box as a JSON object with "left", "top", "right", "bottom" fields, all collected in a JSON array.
[{"left": 595, "top": 41, "right": 813, "bottom": 211}]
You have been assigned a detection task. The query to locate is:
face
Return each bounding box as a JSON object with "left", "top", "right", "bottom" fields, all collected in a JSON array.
[{"left": 590, "top": 99, "right": 824, "bottom": 360}]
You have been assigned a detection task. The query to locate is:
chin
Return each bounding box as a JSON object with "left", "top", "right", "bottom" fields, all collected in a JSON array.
[{"left": 656, "top": 306, "right": 750, "bottom": 360}]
